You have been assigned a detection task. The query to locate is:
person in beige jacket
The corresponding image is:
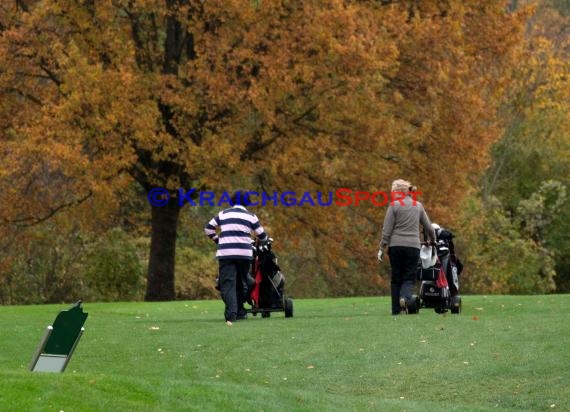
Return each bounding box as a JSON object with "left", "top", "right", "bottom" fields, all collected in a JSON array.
[{"left": 378, "top": 179, "right": 436, "bottom": 315}]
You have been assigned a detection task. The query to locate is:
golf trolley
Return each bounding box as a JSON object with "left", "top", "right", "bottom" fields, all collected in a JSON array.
[
  {"left": 408, "top": 240, "right": 462, "bottom": 315},
  {"left": 245, "top": 238, "right": 293, "bottom": 318}
]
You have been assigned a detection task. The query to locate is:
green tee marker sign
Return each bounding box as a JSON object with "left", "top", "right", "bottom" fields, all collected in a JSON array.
[{"left": 29, "top": 301, "right": 88, "bottom": 373}]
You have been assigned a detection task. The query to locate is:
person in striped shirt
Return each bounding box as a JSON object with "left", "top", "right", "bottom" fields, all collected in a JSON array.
[{"left": 205, "top": 190, "right": 268, "bottom": 325}]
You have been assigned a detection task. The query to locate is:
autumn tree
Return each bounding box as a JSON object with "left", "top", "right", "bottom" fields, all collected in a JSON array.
[
  {"left": 1, "top": 1, "right": 401, "bottom": 300},
  {"left": 467, "top": 0, "right": 570, "bottom": 293},
  {"left": 1, "top": 0, "right": 532, "bottom": 301},
  {"left": 274, "top": 0, "right": 533, "bottom": 293}
]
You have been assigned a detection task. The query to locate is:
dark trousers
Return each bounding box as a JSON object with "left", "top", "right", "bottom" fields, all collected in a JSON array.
[
  {"left": 219, "top": 259, "right": 251, "bottom": 322},
  {"left": 388, "top": 246, "right": 420, "bottom": 314}
]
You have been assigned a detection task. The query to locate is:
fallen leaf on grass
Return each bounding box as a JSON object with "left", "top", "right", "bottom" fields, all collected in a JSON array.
[
  {"left": 472, "top": 316, "right": 480, "bottom": 321},
  {"left": 149, "top": 326, "right": 160, "bottom": 330},
  {"left": 307, "top": 365, "right": 315, "bottom": 369}
]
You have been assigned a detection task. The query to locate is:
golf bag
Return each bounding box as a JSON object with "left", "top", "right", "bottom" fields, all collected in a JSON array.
[
  {"left": 246, "top": 239, "right": 293, "bottom": 318},
  {"left": 413, "top": 227, "right": 463, "bottom": 314},
  {"left": 435, "top": 228, "right": 463, "bottom": 296}
]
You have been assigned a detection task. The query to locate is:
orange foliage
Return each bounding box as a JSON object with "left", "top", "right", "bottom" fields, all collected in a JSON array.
[{"left": 0, "top": 1, "right": 533, "bottom": 299}]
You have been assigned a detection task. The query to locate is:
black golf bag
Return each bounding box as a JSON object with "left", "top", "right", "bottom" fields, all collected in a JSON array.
[
  {"left": 246, "top": 239, "right": 293, "bottom": 318},
  {"left": 411, "top": 228, "right": 463, "bottom": 314}
]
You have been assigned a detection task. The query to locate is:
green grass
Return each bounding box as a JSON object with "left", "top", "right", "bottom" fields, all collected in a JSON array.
[{"left": 1, "top": 295, "right": 568, "bottom": 411}]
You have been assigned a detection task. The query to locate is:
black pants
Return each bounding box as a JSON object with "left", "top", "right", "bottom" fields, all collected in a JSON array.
[
  {"left": 388, "top": 246, "right": 420, "bottom": 314},
  {"left": 219, "top": 259, "right": 251, "bottom": 322}
]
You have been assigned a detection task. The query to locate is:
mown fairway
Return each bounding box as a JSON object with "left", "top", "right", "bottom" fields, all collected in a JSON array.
[{"left": 1, "top": 295, "right": 568, "bottom": 411}]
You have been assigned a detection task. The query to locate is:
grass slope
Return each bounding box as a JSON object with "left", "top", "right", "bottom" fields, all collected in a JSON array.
[{"left": 0, "top": 295, "right": 568, "bottom": 412}]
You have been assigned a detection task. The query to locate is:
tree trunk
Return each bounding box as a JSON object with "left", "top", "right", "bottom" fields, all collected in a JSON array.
[{"left": 145, "top": 199, "right": 181, "bottom": 301}]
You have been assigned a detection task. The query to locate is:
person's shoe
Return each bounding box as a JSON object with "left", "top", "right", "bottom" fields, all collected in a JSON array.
[
  {"left": 399, "top": 297, "right": 408, "bottom": 314},
  {"left": 226, "top": 320, "right": 233, "bottom": 326}
]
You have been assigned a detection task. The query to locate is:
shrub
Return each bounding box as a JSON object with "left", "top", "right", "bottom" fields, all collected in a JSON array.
[{"left": 84, "top": 228, "right": 144, "bottom": 301}]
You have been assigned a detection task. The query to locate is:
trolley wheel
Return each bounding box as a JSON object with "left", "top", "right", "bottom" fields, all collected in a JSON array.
[
  {"left": 450, "top": 295, "right": 462, "bottom": 314},
  {"left": 261, "top": 312, "right": 271, "bottom": 318},
  {"left": 284, "top": 298, "right": 293, "bottom": 318},
  {"left": 407, "top": 295, "right": 420, "bottom": 314}
]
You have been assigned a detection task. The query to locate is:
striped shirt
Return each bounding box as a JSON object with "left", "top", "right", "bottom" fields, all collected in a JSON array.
[{"left": 204, "top": 205, "right": 267, "bottom": 260}]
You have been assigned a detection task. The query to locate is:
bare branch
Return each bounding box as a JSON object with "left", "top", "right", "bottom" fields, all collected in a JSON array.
[{"left": 5, "top": 191, "right": 93, "bottom": 227}]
